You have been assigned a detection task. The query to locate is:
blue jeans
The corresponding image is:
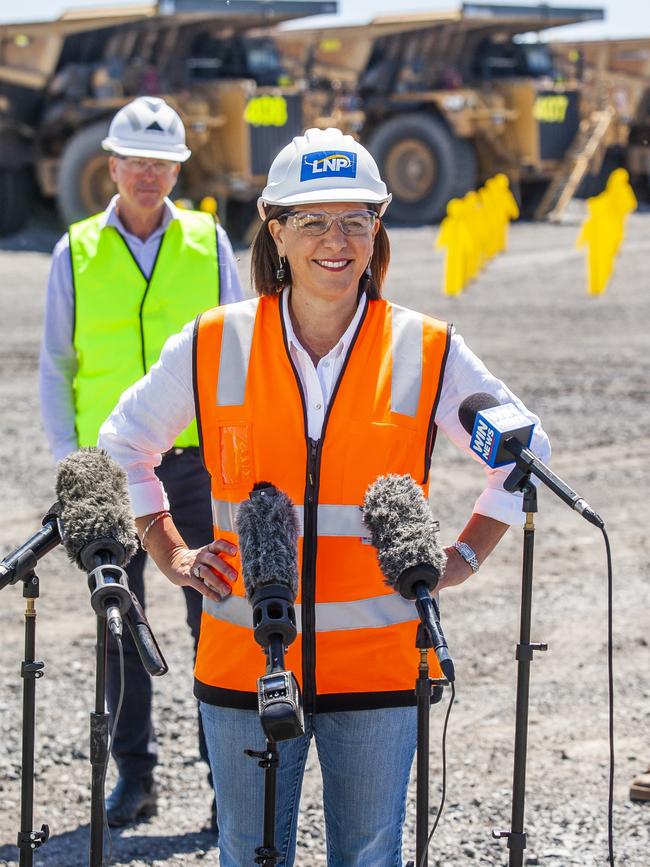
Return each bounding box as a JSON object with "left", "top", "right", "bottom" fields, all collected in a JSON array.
[{"left": 200, "top": 703, "right": 417, "bottom": 866}]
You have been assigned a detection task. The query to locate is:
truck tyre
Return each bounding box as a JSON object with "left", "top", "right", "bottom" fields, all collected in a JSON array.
[
  {"left": 0, "top": 167, "right": 33, "bottom": 237},
  {"left": 367, "top": 114, "right": 477, "bottom": 224},
  {"left": 57, "top": 119, "right": 114, "bottom": 225}
]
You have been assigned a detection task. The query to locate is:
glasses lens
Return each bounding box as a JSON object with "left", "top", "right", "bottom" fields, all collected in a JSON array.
[
  {"left": 340, "top": 212, "right": 376, "bottom": 234},
  {"left": 286, "top": 211, "right": 376, "bottom": 236},
  {"left": 121, "top": 157, "right": 171, "bottom": 174},
  {"left": 288, "top": 213, "right": 331, "bottom": 235}
]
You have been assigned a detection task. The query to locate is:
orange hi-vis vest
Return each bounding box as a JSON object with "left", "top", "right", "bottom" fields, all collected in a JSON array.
[{"left": 193, "top": 294, "right": 451, "bottom": 713}]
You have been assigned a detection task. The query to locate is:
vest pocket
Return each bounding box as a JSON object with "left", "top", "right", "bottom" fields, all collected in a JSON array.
[{"left": 218, "top": 423, "right": 255, "bottom": 488}]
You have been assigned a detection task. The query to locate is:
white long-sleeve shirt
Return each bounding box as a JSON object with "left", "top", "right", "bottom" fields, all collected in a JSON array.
[
  {"left": 39, "top": 195, "right": 243, "bottom": 461},
  {"left": 99, "top": 289, "right": 551, "bottom": 526}
]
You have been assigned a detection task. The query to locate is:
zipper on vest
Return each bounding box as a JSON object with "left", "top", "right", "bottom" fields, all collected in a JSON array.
[{"left": 302, "top": 436, "right": 321, "bottom": 713}]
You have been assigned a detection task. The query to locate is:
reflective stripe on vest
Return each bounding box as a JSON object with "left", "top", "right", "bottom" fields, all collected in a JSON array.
[
  {"left": 193, "top": 295, "right": 450, "bottom": 709},
  {"left": 216, "top": 298, "right": 259, "bottom": 406},
  {"left": 70, "top": 209, "right": 219, "bottom": 448},
  {"left": 204, "top": 592, "right": 417, "bottom": 633},
  {"left": 212, "top": 299, "right": 425, "bottom": 416},
  {"left": 211, "top": 498, "right": 367, "bottom": 537}
]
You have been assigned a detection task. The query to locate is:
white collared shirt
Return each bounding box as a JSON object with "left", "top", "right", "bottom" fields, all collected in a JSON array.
[
  {"left": 282, "top": 288, "right": 367, "bottom": 439},
  {"left": 99, "top": 290, "right": 551, "bottom": 526}
]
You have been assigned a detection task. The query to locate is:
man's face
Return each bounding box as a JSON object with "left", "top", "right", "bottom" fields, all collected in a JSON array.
[{"left": 108, "top": 155, "right": 181, "bottom": 214}]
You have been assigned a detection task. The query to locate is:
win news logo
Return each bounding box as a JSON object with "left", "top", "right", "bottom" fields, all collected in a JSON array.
[
  {"left": 471, "top": 418, "right": 495, "bottom": 462},
  {"left": 300, "top": 151, "right": 357, "bottom": 182}
]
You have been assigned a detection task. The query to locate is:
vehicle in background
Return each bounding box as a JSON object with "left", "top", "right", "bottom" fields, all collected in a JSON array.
[
  {"left": 550, "top": 37, "right": 650, "bottom": 201},
  {"left": 0, "top": 0, "right": 336, "bottom": 237},
  {"left": 278, "top": 3, "right": 647, "bottom": 223}
]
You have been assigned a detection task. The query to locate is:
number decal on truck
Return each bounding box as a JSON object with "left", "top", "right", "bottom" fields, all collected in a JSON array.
[
  {"left": 244, "top": 96, "right": 288, "bottom": 127},
  {"left": 533, "top": 95, "right": 569, "bottom": 124}
]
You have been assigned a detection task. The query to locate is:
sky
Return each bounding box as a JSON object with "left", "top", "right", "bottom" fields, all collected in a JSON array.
[{"left": 1, "top": 0, "right": 647, "bottom": 42}]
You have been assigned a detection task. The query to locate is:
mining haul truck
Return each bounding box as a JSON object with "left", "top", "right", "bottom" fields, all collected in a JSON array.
[
  {"left": 0, "top": 0, "right": 336, "bottom": 237},
  {"left": 550, "top": 36, "right": 650, "bottom": 201},
  {"left": 278, "top": 2, "right": 646, "bottom": 223}
]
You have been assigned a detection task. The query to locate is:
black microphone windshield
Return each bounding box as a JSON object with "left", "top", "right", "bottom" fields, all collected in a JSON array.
[
  {"left": 458, "top": 392, "right": 500, "bottom": 436},
  {"left": 56, "top": 448, "right": 138, "bottom": 572},
  {"left": 236, "top": 482, "right": 299, "bottom": 601},
  {"left": 362, "top": 474, "right": 445, "bottom": 595}
]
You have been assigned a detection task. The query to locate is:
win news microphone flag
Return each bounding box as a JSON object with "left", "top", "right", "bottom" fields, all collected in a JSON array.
[{"left": 458, "top": 393, "right": 604, "bottom": 528}]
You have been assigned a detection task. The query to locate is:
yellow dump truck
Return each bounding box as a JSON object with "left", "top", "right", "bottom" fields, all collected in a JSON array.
[
  {"left": 279, "top": 2, "right": 646, "bottom": 223},
  {"left": 0, "top": 0, "right": 336, "bottom": 236}
]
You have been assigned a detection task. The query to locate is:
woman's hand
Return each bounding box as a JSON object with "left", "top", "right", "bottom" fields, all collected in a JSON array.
[{"left": 167, "top": 539, "right": 238, "bottom": 602}]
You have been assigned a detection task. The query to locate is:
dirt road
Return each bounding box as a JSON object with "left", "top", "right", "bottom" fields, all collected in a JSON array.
[{"left": 0, "top": 206, "right": 648, "bottom": 865}]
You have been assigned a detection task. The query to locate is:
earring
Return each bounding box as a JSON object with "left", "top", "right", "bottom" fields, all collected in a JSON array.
[
  {"left": 362, "top": 258, "right": 373, "bottom": 292},
  {"left": 276, "top": 255, "right": 286, "bottom": 283}
]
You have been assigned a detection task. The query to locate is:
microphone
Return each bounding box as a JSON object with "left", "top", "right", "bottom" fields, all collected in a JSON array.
[
  {"left": 362, "top": 474, "right": 455, "bottom": 682},
  {"left": 236, "top": 481, "right": 303, "bottom": 740},
  {"left": 56, "top": 448, "right": 139, "bottom": 637},
  {"left": 0, "top": 504, "right": 62, "bottom": 591},
  {"left": 458, "top": 393, "right": 604, "bottom": 529}
]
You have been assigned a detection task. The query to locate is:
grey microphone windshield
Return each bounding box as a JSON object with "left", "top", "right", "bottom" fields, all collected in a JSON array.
[
  {"left": 362, "top": 474, "right": 445, "bottom": 598},
  {"left": 56, "top": 448, "right": 138, "bottom": 572},
  {"left": 236, "top": 482, "right": 299, "bottom": 601}
]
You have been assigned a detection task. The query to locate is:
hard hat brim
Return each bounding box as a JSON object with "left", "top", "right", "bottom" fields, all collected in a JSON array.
[
  {"left": 102, "top": 138, "right": 191, "bottom": 163},
  {"left": 258, "top": 189, "right": 392, "bottom": 220}
]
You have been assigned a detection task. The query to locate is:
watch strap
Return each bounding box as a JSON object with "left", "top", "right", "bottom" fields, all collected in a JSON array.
[{"left": 453, "top": 540, "right": 479, "bottom": 573}]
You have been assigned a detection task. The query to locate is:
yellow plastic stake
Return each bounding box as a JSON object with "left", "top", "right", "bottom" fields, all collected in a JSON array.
[
  {"left": 435, "top": 198, "right": 472, "bottom": 295},
  {"left": 576, "top": 193, "right": 612, "bottom": 295},
  {"left": 492, "top": 174, "right": 519, "bottom": 253}
]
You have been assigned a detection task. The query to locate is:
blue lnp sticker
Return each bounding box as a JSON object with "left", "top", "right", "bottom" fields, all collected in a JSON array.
[{"left": 300, "top": 150, "right": 357, "bottom": 182}]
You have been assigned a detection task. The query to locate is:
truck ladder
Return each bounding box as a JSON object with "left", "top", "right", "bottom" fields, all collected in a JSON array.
[{"left": 534, "top": 107, "right": 615, "bottom": 222}]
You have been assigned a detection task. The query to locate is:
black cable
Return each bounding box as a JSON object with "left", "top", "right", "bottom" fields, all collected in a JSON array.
[
  {"left": 102, "top": 635, "right": 125, "bottom": 866},
  {"left": 418, "top": 681, "right": 456, "bottom": 867},
  {"left": 602, "top": 527, "right": 614, "bottom": 867}
]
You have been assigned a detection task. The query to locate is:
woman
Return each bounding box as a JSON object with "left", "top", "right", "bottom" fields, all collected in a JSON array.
[{"left": 99, "top": 127, "right": 550, "bottom": 866}]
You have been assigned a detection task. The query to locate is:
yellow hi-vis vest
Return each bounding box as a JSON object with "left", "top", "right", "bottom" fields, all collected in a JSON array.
[{"left": 69, "top": 209, "right": 220, "bottom": 448}]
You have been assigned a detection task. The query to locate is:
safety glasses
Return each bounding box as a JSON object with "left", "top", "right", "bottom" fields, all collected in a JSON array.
[
  {"left": 117, "top": 156, "right": 176, "bottom": 175},
  {"left": 280, "top": 210, "right": 378, "bottom": 236}
]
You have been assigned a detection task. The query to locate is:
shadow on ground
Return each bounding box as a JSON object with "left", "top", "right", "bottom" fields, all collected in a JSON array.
[{"left": 0, "top": 824, "right": 217, "bottom": 866}]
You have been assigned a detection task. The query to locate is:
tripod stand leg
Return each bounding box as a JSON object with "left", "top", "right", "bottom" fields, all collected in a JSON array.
[
  {"left": 504, "top": 508, "right": 546, "bottom": 867},
  {"left": 89, "top": 617, "right": 110, "bottom": 867},
  {"left": 17, "top": 579, "right": 48, "bottom": 867},
  {"left": 415, "top": 650, "right": 430, "bottom": 867}
]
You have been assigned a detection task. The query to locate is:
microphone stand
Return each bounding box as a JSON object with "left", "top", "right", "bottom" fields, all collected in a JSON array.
[
  {"left": 405, "top": 622, "right": 447, "bottom": 867},
  {"left": 492, "top": 465, "right": 547, "bottom": 867},
  {"left": 245, "top": 586, "right": 303, "bottom": 867},
  {"left": 86, "top": 561, "right": 132, "bottom": 867},
  {"left": 15, "top": 567, "right": 50, "bottom": 867}
]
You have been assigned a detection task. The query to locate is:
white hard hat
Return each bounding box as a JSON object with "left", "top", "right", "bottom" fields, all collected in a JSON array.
[
  {"left": 102, "top": 97, "right": 191, "bottom": 162},
  {"left": 258, "top": 127, "right": 391, "bottom": 219}
]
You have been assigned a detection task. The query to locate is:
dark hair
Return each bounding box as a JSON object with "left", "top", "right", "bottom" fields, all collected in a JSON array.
[{"left": 250, "top": 204, "right": 391, "bottom": 299}]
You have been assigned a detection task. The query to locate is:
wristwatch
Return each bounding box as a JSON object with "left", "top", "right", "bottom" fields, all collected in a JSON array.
[{"left": 453, "top": 540, "right": 480, "bottom": 573}]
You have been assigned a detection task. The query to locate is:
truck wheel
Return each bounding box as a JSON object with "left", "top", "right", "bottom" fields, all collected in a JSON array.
[
  {"left": 57, "top": 120, "right": 114, "bottom": 225},
  {"left": 367, "top": 114, "right": 477, "bottom": 224},
  {"left": 0, "top": 167, "right": 33, "bottom": 237}
]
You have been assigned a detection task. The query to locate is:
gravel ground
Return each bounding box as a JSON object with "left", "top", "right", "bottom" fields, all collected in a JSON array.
[{"left": 0, "top": 204, "right": 649, "bottom": 866}]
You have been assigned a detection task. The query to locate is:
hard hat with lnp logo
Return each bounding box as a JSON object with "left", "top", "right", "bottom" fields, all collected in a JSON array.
[
  {"left": 258, "top": 128, "right": 391, "bottom": 218},
  {"left": 102, "top": 97, "right": 191, "bottom": 162}
]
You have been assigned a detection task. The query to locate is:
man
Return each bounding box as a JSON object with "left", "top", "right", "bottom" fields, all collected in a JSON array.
[{"left": 39, "top": 96, "right": 243, "bottom": 828}]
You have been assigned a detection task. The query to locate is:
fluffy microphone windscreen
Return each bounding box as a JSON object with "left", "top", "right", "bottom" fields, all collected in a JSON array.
[
  {"left": 236, "top": 483, "right": 299, "bottom": 600},
  {"left": 56, "top": 448, "right": 138, "bottom": 571},
  {"left": 458, "top": 392, "right": 500, "bottom": 436},
  {"left": 362, "top": 474, "right": 445, "bottom": 588}
]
